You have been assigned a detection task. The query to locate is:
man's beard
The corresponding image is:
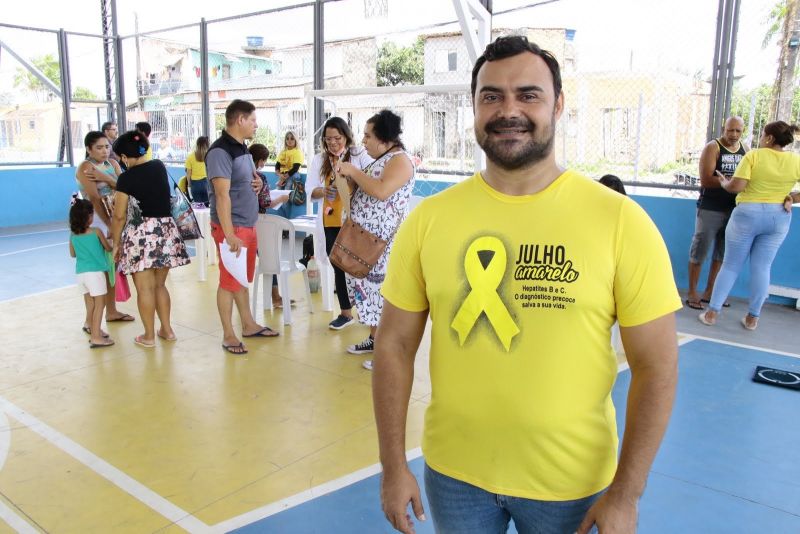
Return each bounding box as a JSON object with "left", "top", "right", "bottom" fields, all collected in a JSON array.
[{"left": 477, "top": 114, "right": 555, "bottom": 171}]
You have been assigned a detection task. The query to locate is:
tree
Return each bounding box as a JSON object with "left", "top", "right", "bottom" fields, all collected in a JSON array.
[
  {"left": 73, "top": 87, "right": 98, "bottom": 100},
  {"left": 763, "top": 0, "right": 800, "bottom": 121},
  {"left": 13, "top": 53, "right": 60, "bottom": 100},
  {"left": 377, "top": 37, "right": 424, "bottom": 87}
]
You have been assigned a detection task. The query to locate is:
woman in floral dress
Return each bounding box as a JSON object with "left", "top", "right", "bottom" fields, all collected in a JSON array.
[
  {"left": 336, "top": 110, "right": 416, "bottom": 370},
  {"left": 110, "top": 131, "right": 190, "bottom": 348}
]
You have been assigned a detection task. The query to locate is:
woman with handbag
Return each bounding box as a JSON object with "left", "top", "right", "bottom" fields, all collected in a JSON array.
[
  {"left": 335, "top": 110, "right": 416, "bottom": 370},
  {"left": 309, "top": 117, "right": 374, "bottom": 330},
  {"left": 75, "top": 130, "right": 135, "bottom": 324},
  {"left": 110, "top": 131, "right": 190, "bottom": 348}
]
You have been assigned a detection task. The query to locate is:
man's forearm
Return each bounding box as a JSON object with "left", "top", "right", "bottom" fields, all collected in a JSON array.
[
  {"left": 611, "top": 362, "right": 677, "bottom": 498},
  {"left": 216, "top": 194, "right": 235, "bottom": 236},
  {"left": 373, "top": 348, "right": 416, "bottom": 474}
]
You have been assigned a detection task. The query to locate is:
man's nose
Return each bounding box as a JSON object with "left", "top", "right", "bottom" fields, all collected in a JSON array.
[{"left": 498, "top": 95, "right": 521, "bottom": 118}]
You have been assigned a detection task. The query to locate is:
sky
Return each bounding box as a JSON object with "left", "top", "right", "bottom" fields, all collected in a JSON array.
[{"left": 0, "top": 0, "right": 782, "bottom": 99}]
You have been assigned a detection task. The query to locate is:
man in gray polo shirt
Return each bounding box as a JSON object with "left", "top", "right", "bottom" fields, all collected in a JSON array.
[{"left": 207, "top": 99, "right": 279, "bottom": 354}]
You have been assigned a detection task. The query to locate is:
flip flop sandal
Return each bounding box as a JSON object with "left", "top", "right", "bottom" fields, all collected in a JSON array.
[
  {"left": 685, "top": 299, "right": 704, "bottom": 310},
  {"left": 134, "top": 335, "right": 156, "bottom": 348},
  {"left": 89, "top": 340, "right": 115, "bottom": 349},
  {"left": 83, "top": 326, "right": 111, "bottom": 338},
  {"left": 741, "top": 317, "right": 758, "bottom": 331},
  {"left": 698, "top": 312, "right": 716, "bottom": 326},
  {"left": 243, "top": 326, "right": 279, "bottom": 338},
  {"left": 222, "top": 342, "right": 248, "bottom": 354},
  {"left": 107, "top": 313, "right": 135, "bottom": 322}
]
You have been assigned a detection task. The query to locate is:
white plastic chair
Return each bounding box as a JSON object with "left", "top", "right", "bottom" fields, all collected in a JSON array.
[{"left": 252, "top": 214, "right": 313, "bottom": 325}]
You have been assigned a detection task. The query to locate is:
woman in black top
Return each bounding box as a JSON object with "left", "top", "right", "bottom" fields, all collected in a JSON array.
[{"left": 110, "top": 131, "right": 190, "bottom": 348}]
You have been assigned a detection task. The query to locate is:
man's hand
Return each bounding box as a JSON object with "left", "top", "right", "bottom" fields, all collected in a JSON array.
[
  {"left": 381, "top": 467, "right": 426, "bottom": 534},
  {"left": 112, "top": 244, "right": 121, "bottom": 263},
  {"left": 576, "top": 488, "right": 638, "bottom": 534},
  {"left": 251, "top": 171, "right": 262, "bottom": 193},
  {"left": 225, "top": 234, "right": 244, "bottom": 257}
]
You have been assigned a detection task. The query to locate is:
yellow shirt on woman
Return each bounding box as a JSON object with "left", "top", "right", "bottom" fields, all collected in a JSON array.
[
  {"left": 734, "top": 148, "right": 800, "bottom": 204},
  {"left": 185, "top": 153, "right": 207, "bottom": 181}
]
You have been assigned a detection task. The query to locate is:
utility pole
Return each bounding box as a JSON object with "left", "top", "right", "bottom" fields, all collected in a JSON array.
[{"left": 771, "top": 0, "right": 800, "bottom": 121}]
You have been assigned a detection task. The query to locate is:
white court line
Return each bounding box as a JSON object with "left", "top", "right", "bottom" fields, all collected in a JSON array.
[
  {"left": 211, "top": 447, "right": 424, "bottom": 533},
  {"left": 677, "top": 331, "right": 800, "bottom": 359},
  {"left": 0, "top": 410, "right": 34, "bottom": 533},
  {"left": 0, "top": 284, "right": 76, "bottom": 304},
  {"left": 215, "top": 358, "right": 651, "bottom": 532},
  {"left": 0, "top": 229, "right": 65, "bottom": 239},
  {"left": 0, "top": 242, "right": 68, "bottom": 257},
  {"left": 0, "top": 397, "right": 211, "bottom": 533},
  {"left": 0, "top": 500, "right": 37, "bottom": 534}
]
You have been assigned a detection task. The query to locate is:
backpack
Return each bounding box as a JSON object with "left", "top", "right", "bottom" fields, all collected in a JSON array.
[
  {"left": 299, "top": 234, "right": 314, "bottom": 267},
  {"left": 288, "top": 175, "right": 307, "bottom": 206}
]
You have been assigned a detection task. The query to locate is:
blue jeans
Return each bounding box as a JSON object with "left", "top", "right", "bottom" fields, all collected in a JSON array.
[
  {"left": 424, "top": 464, "right": 602, "bottom": 534},
  {"left": 189, "top": 178, "right": 209, "bottom": 205},
  {"left": 709, "top": 203, "right": 792, "bottom": 316}
]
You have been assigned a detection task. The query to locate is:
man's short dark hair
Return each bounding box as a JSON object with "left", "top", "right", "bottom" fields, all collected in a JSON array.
[
  {"left": 135, "top": 121, "right": 152, "bottom": 137},
  {"left": 226, "top": 99, "right": 256, "bottom": 126},
  {"left": 101, "top": 121, "right": 116, "bottom": 133},
  {"left": 471, "top": 35, "right": 562, "bottom": 100}
]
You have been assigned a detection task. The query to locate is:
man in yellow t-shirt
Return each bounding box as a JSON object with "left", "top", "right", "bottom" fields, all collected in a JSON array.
[{"left": 373, "top": 36, "right": 681, "bottom": 534}]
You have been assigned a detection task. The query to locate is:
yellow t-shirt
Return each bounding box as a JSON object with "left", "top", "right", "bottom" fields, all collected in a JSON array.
[
  {"left": 321, "top": 170, "right": 345, "bottom": 227},
  {"left": 144, "top": 145, "right": 152, "bottom": 161},
  {"left": 734, "top": 148, "right": 800, "bottom": 204},
  {"left": 277, "top": 147, "right": 304, "bottom": 175},
  {"left": 185, "top": 153, "right": 207, "bottom": 181},
  {"left": 382, "top": 171, "right": 681, "bottom": 501}
]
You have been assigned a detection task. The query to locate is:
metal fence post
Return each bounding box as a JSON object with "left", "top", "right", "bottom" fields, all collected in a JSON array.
[
  {"left": 200, "top": 18, "right": 211, "bottom": 138},
  {"left": 313, "top": 0, "right": 324, "bottom": 147},
  {"left": 58, "top": 29, "right": 74, "bottom": 166}
]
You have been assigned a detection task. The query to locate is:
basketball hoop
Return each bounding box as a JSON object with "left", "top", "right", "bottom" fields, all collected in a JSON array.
[{"left": 364, "top": 0, "right": 388, "bottom": 19}]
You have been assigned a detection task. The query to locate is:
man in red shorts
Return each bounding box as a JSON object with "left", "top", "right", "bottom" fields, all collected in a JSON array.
[{"left": 207, "top": 99, "right": 279, "bottom": 354}]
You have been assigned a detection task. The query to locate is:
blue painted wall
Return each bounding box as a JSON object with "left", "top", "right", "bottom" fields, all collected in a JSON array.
[
  {"left": 1, "top": 169, "right": 797, "bottom": 302},
  {"left": 0, "top": 167, "right": 78, "bottom": 227},
  {"left": 0, "top": 167, "right": 309, "bottom": 227}
]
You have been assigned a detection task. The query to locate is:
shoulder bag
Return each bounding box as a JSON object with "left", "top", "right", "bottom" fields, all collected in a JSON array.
[
  {"left": 329, "top": 148, "right": 399, "bottom": 279},
  {"left": 169, "top": 176, "right": 203, "bottom": 241}
]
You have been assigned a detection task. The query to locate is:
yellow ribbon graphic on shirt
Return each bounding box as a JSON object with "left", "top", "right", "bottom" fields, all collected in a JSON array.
[{"left": 451, "top": 236, "right": 519, "bottom": 352}]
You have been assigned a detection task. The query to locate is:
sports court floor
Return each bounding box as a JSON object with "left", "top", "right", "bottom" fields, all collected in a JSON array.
[{"left": 0, "top": 223, "right": 798, "bottom": 533}]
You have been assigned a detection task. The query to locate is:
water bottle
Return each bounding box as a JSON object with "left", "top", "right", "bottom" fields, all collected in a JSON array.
[{"left": 307, "top": 257, "right": 321, "bottom": 293}]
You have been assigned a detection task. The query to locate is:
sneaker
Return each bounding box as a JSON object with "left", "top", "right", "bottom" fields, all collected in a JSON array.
[
  {"left": 329, "top": 314, "right": 355, "bottom": 330},
  {"left": 347, "top": 336, "right": 374, "bottom": 354},
  {"left": 362, "top": 359, "right": 373, "bottom": 371}
]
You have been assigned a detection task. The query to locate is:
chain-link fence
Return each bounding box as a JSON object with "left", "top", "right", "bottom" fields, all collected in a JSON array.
[
  {"left": 0, "top": 0, "right": 794, "bottom": 199},
  {"left": 0, "top": 26, "right": 65, "bottom": 165}
]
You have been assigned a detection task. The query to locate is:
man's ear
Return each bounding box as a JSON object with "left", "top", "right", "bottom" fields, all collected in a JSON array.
[{"left": 553, "top": 91, "right": 565, "bottom": 122}]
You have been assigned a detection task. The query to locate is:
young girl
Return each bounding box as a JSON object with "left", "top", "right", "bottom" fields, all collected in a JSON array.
[{"left": 69, "top": 196, "right": 115, "bottom": 348}]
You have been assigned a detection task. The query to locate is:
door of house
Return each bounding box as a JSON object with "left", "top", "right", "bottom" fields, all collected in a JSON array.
[{"left": 433, "top": 111, "right": 445, "bottom": 158}]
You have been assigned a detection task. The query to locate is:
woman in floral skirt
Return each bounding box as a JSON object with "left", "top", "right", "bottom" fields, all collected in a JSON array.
[{"left": 110, "top": 131, "right": 190, "bottom": 348}]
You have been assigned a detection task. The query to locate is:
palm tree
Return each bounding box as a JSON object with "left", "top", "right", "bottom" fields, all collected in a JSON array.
[{"left": 765, "top": 0, "right": 800, "bottom": 121}]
